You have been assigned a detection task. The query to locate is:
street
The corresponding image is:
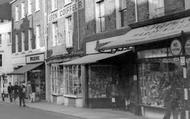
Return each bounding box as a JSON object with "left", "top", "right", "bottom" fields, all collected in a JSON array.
[{"left": 0, "top": 102, "right": 83, "bottom": 119}]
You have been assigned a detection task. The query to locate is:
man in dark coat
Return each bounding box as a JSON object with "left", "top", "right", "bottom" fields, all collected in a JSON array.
[
  {"left": 18, "top": 82, "right": 26, "bottom": 107},
  {"left": 13, "top": 82, "right": 19, "bottom": 101},
  {"left": 7, "top": 82, "right": 13, "bottom": 102}
]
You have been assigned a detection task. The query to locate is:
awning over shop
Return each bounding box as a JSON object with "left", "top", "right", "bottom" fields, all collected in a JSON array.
[
  {"left": 10, "top": 63, "right": 43, "bottom": 75},
  {"left": 61, "top": 50, "right": 128, "bottom": 65},
  {"left": 100, "top": 16, "right": 190, "bottom": 50}
]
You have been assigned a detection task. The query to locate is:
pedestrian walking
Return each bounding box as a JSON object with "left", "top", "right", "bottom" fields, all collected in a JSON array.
[
  {"left": 26, "top": 82, "right": 32, "bottom": 102},
  {"left": 18, "top": 82, "right": 26, "bottom": 107},
  {"left": 13, "top": 82, "right": 19, "bottom": 101},
  {"left": 7, "top": 82, "right": 13, "bottom": 102}
]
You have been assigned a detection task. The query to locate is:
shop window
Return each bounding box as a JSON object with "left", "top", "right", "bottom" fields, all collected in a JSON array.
[
  {"left": 51, "top": 65, "right": 64, "bottom": 95},
  {"left": 65, "top": 65, "right": 82, "bottom": 96},
  {"left": 88, "top": 65, "right": 115, "bottom": 98},
  {"left": 148, "top": 0, "right": 165, "bottom": 19},
  {"left": 138, "top": 58, "right": 183, "bottom": 107}
]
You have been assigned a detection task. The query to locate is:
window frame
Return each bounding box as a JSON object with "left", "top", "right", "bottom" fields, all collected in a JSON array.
[
  {"left": 21, "top": 2, "right": 25, "bottom": 19},
  {"left": 35, "top": 0, "right": 40, "bottom": 12},
  {"left": 95, "top": 0, "right": 105, "bottom": 33},
  {"left": 65, "top": 15, "right": 73, "bottom": 48},
  {"left": 51, "top": 0, "right": 58, "bottom": 12},
  {"left": 28, "top": 29, "right": 32, "bottom": 50},
  {"left": 15, "top": 6, "right": 19, "bottom": 21},
  {"left": 148, "top": 0, "right": 165, "bottom": 19},
  {"left": 28, "top": 0, "right": 32, "bottom": 15},
  {"left": 52, "top": 22, "right": 58, "bottom": 46},
  {"left": 15, "top": 34, "right": 18, "bottom": 53},
  {"left": 64, "top": 0, "right": 72, "bottom": 6},
  {"left": 35, "top": 25, "right": 40, "bottom": 49},
  {"left": 64, "top": 65, "right": 82, "bottom": 96},
  {"left": 21, "top": 31, "right": 25, "bottom": 52}
]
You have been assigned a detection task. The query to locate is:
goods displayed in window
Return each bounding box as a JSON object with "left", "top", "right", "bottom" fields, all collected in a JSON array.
[
  {"left": 51, "top": 65, "right": 64, "bottom": 95},
  {"left": 138, "top": 58, "right": 183, "bottom": 108},
  {"left": 64, "top": 65, "right": 82, "bottom": 96},
  {"left": 88, "top": 65, "right": 115, "bottom": 98}
]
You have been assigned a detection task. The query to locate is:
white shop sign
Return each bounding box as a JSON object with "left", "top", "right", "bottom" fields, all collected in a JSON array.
[
  {"left": 48, "top": 0, "right": 84, "bottom": 23},
  {"left": 26, "top": 53, "right": 45, "bottom": 63}
]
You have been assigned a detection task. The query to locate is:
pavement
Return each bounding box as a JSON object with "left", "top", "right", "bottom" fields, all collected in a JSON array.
[{"left": 1, "top": 97, "right": 147, "bottom": 119}]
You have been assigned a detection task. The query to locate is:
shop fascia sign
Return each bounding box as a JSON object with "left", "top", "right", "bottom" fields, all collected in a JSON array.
[
  {"left": 48, "top": 0, "right": 84, "bottom": 23},
  {"left": 26, "top": 53, "right": 45, "bottom": 63},
  {"left": 131, "top": 17, "right": 190, "bottom": 38}
]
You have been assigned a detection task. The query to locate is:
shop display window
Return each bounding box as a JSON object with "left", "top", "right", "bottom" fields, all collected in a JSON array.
[
  {"left": 64, "top": 65, "right": 82, "bottom": 96},
  {"left": 138, "top": 57, "right": 183, "bottom": 107},
  {"left": 51, "top": 65, "right": 64, "bottom": 95},
  {"left": 88, "top": 65, "right": 114, "bottom": 98}
]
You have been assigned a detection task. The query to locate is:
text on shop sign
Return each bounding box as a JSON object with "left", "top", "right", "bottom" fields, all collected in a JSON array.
[
  {"left": 48, "top": 0, "right": 84, "bottom": 23},
  {"left": 26, "top": 54, "right": 45, "bottom": 63}
]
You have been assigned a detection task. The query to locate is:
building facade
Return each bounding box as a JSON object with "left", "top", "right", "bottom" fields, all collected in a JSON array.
[
  {"left": 46, "top": 0, "right": 85, "bottom": 106},
  {"left": 10, "top": 0, "right": 46, "bottom": 102},
  {"left": 84, "top": 0, "right": 190, "bottom": 119},
  {"left": 0, "top": 21, "right": 13, "bottom": 97}
]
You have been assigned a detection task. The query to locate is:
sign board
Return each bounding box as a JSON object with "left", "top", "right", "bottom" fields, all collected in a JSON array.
[
  {"left": 170, "top": 39, "right": 182, "bottom": 56},
  {"left": 101, "top": 16, "right": 190, "bottom": 50},
  {"left": 48, "top": 0, "right": 84, "bottom": 23},
  {"left": 26, "top": 53, "right": 45, "bottom": 63}
]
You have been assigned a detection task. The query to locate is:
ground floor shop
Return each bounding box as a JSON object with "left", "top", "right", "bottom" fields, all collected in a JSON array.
[
  {"left": 11, "top": 53, "right": 46, "bottom": 102},
  {"left": 98, "top": 16, "right": 190, "bottom": 119}
]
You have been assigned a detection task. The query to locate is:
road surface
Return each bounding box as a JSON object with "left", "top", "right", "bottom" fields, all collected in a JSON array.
[{"left": 0, "top": 102, "right": 83, "bottom": 119}]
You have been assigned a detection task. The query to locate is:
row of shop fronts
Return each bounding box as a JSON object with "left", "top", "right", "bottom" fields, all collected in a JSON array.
[{"left": 9, "top": 16, "right": 190, "bottom": 119}]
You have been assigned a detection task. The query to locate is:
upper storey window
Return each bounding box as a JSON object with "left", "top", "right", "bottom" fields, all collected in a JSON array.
[
  {"left": 15, "top": 6, "right": 19, "bottom": 21},
  {"left": 28, "top": 0, "right": 32, "bottom": 15},
  {"left": 35, "top": 0, "right": 40, "bottom": 12},
  {"left": 51, "top": 0, "right": 58, "bottom": 11},
  {"left": 95, "top": 0, "right": 105, "bottom": 33},
  {"left": 149, "top": 0, "right": 165, "bottom": 18}
]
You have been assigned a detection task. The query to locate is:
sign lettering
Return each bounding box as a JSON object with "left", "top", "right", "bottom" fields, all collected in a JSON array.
[
  {"left": 26, "top": 53, "right": 45, "bottom": 63},
  {"left": 48, "top": 0, "right": 84, "bottom": 23}
]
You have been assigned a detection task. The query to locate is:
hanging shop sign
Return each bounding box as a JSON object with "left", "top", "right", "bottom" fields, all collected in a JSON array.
[
  {"left": 170, "top": 39, "right": 182, "bottom": 56},
  {"left": 185, "top": 39, "right": 190, "bottom": 55},
  {"left": 48, "top": 0, "right": 84, "bottom": 23},
  {"left": 26, "top": 53, "right": 45, "bottom": 63}
]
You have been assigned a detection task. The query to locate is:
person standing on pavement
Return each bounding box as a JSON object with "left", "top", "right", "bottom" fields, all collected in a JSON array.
[
  {"left": 18, "top": 82, "right": 26, "bottom": 107},
  {"left": 13, "top": 82, "right": 19, "bottom": 101},
  {"left": 7, "top": 82, "right": 13, "bottom": 102}
]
